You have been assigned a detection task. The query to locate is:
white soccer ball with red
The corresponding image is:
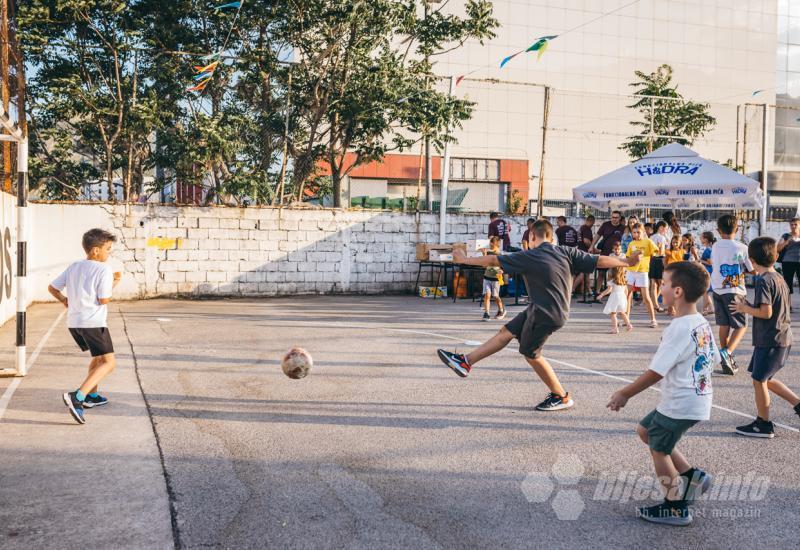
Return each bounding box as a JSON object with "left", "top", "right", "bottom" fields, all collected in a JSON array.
[{"left": 281, "top": 347, "right": 312, "bottom": 379}]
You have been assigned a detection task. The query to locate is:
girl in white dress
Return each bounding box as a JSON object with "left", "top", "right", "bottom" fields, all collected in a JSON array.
[{"left": 598, "top": 266, "right": 633, "bottom": 334}]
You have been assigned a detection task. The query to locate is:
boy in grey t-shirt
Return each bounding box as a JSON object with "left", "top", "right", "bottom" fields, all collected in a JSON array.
[
  {"left": 730, "top": 237, "right": 800, "bottom": 438},
  {"left": 437, "top": 220, "right": 640, "bottom": 412}
]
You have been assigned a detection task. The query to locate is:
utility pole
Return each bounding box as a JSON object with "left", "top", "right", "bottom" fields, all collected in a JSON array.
[
  {"left": 760, "top": 103, "right": 769, "bottom": 231},
  {"left": 536, "top": 86, "right": 551, "bottom": 218},
  {"left": 1, "top": 0, "right": 9, "bottom": 193},
  {"left": 423, "top": 1, "right": 435, "bottom": 211},
  {"left": 439, "top": 76, "right": 455, "bottom": 244}
]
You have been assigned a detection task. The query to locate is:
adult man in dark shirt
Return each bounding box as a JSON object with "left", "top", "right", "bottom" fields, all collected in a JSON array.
[
  {"left": 574, "top": 215, "right": 595, "bottom": 293},
  {"left": 488, "top": 212, "right": 511, "bottom": 251},
  {"left": 438, "top": 219, "right": 641, "bottom": 412},
  {"left": 591, "top": 211, "right": 625, "bottom": 295},
  {"left": 521, "top": 217, "right": 536, "bottom": 250},
  {"left": 592, "top": 210, "right": 625, "bottom": 255},
  {"left": 578, "top": 215, "right": 594, "bottom": 252},
  {"left": 555, "top": 216, "right": 579, "bottom": 247}
]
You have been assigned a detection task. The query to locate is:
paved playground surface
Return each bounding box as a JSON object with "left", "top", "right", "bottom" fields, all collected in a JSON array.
[{"left": 1, "top": 295, "right": 799, "bottom": 549}]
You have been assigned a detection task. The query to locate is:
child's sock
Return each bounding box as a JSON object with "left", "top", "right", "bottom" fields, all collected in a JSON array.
[
  {"left": 75, "top": 390, "right": 86, "bottom": 402},
  {"left": 88, "top": 392, "right": 99, "bottom": 398},
  {"left": 680, "top": 467, "right": 697, "bottom": 479}
]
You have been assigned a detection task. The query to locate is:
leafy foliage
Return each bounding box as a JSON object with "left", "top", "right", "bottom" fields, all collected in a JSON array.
[
  {"left": 17, "top": 0, "right": 497, "bottom": 204},
  {"left": 620, "top": 64, "right": 716, "bottom": 160}
]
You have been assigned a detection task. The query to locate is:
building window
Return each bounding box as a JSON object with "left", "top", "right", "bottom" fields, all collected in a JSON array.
[{"left": 450, "top": 158, "right": 500, "bottom": 181}]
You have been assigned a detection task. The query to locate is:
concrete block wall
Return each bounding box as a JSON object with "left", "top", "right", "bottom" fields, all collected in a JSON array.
[
  {"left": 18, "top": 203, "right": 781, "bottom": 310},
  {"left": 29, "top": 204, "right": 533, "bottom": 301}
]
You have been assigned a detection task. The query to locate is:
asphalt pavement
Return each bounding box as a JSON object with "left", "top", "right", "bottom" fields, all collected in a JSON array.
[{"left": 2, "top": 294, "right": 799, "bottom": 549}]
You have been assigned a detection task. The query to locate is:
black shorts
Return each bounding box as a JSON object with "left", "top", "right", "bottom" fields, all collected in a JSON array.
[
  {"left": 648, "top": 257, "right": 665, "bottom": 280},
  {"left": 748, "top": 346, "right": 791, "bottom": 382},
  {"left": 712, "top": 293, "right": 747, "bottom": 329},
  {"left": 69, "top": 328, "right": 115, "bottom": 357},
  {"left": 504, "top": 309, "right": 559, "bottom": 359}
]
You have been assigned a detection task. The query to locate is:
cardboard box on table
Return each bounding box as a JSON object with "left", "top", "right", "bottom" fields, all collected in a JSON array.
[{"left": 415, "top": 242, "right": 467, "bottom": 262}]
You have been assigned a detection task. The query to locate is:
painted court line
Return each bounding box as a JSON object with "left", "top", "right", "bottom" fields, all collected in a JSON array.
[
  {"left": 375, "top": 323, "right": 800, "bottom": 434},
  {"left": 0, "top": 309, "right": 66, "bottom": 422},
  {"left": 547, "top": 357, "right": 800, "bottom": 433}
]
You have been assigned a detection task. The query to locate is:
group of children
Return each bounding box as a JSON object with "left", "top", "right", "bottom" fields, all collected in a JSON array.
[
  {"left": 51, "top": 219, "right": 799, "bottom": 528},
  {"left": 441, "top": 216, "right": 800, "bottom": 526}
]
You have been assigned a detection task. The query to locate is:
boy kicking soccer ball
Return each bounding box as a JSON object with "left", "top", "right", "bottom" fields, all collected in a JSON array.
[
  {"left": 438, "top": 219, "right": 640, "bottom": 411},
  {"left": 729, "top": 237, "right": 800, "bottom": 438},
  {"left": 608, "top": 262, "right": 718, "bottom": 526},
  {"left": 48, "top": 229, "right": 121, "bottom": 425}
]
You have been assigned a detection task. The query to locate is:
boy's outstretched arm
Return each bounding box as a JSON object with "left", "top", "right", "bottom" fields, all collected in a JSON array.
[
  {"left": 596, "top": 250, "right": 642, "bottom": 269},
  {"left": 48, "top": 285, "right": 68, "bottom": 308},
  {"left": 453, "top": 248, "right": 500, "bottom": 267},
  {"left": 607, "top": 370, "right": 663, "bottom": 411}
]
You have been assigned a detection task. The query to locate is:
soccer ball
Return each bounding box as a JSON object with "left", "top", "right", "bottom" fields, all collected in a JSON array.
[{"left": 281, "top": 347, "right": 312, "bottom": 379}]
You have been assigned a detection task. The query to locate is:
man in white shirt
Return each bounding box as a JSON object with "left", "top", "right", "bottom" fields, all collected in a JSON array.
[{"left": 49, "top": 228, "right": 122, "bottom": 425}]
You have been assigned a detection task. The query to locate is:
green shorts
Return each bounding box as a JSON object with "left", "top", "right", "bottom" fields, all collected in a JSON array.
[{"left": 639, "top": 410, "right": 699, "bottom": 455}]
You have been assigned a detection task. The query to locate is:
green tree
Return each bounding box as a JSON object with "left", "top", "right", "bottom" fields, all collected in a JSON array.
[
  {"left": 19, "top": 0, "right": 166, "bottom": 201},
  {"left": 620, "top": 64, "right": 716, "bottom": 160},
  {"left": 280, "top": 0, "right": 498, "bottom": 206},
  {"left": 18, "top": 1, "right": 496, "bottom": 205}
]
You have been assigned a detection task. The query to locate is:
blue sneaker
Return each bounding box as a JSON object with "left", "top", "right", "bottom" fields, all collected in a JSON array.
[
  {"left": 62, "top": 392, "right": 86, "bottom": 425},
  {"left": 83, "top": 394, "right": 109, "bottom": 408}
]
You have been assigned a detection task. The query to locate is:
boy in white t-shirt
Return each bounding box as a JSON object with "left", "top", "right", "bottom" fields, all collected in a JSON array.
[
  {"left": 608, "top": 261, "right": 720, "bottom": 526},
  {"left": 710, "top": 214, "right": 753, "bottom": 375},
  {"left": 48, "top": 229, "right": 122, "bottom": 425}
]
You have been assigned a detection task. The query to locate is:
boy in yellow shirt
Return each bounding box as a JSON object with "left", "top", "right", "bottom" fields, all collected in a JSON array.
[{"left": 626, "top": 223, "right": 659, "bottom": 328}]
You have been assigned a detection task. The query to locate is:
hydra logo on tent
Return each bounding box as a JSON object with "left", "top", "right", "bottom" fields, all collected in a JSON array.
[
  {"left": 731, "top": 187, "right": 747, "bottom": 195},
  {"left": 636, "top": 163, "right": 700, "bottom": 177},
  {"left": 653, "top": 188, "right": 670, "bottom": 196},
  {"left": 582, "top": 191, "right": 597, "bottom": 199}
]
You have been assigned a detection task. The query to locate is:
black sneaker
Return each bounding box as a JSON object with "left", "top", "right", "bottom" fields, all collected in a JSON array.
[
  {"left": 681, "top": 468, "right": 713, "bottom": 502},
  {"left": 482, "top": 312, "right": 490, "bottom": 321},
  {"left": 719, "top": 349, "right": 738, "bottom": 376},
  {"left": 437, "top": 349, "right": 471, "bottom": 378},
  {"left": 794, "top": 402, "right": 800, "bottom": 420},
  {"left": 637, "top": 501, "right": 692, "bottom": 526},
  {"left": 535, "top": 392, "right": 574, "bottom": 411},
  {"left": 495, "top": 309, "right": 507, "bottom": 320},
  {"left": 82, "top": 394, "right": 109, "bottom": 408},
  {"left": 736, "top": 417, "right": 775, "bottom": 438},
  {"left": 62, "top": 392, "right": 86, "bottom": 425}
]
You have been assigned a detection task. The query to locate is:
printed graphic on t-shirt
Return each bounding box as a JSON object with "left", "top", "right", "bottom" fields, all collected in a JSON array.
[
  {"left": 690, "top": 323, "right": 715, "bottom": 395},
  {"left": 719, "top": 258, "right": 746, "bottom": 289}
]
